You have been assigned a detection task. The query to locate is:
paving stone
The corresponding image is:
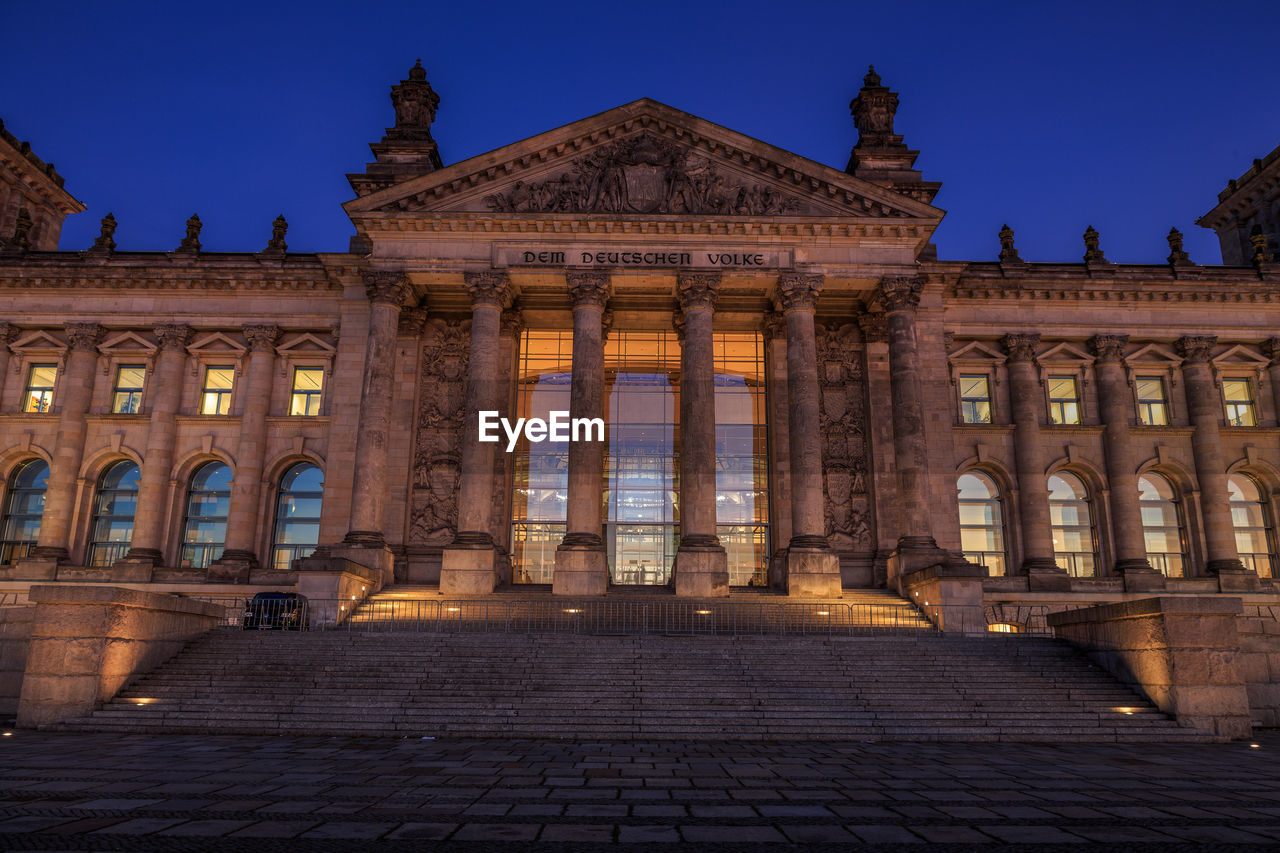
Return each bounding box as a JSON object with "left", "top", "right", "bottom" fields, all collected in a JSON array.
[
  {"left": 540, "top": 823, "right": 615, "bottom": 842},
  {"left": 158, "top": 819, "right": 257, "bottom": 836},
  {"left": 848, "top": 824, "right": 926, "bottom": 843},
  {"left": 92, "top": 818, "right": 188, "bottom": 835},
  {"left": 383, "top": 822, "right": 458, "bottom": 840},
  {"left": 298, "top": 821, "right": 398, "bottom": 838},
  {"left": 781, "top": 824, "right": 860, "bottom": 842},
  {"left": 619, "top": 825, "right": 681, "bottom": 842},
  {"left": 680, "top": 824, "right": 789, "bottom": 843},
  {"left": 227, "top": 820, "right": 323, "bottom": 838},
  {"left": 452, "top": 822, "right": 542, "bottom": 841}
]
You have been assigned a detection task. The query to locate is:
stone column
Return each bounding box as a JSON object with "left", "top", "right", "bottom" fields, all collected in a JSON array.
[
  {"left": 208, "top": 325, "right": 281, "bottom": 581},
  {"left": 763, "top": 312, "right": 793, "bottom": 587},
  {"left": 672, "top": 273, "right": 729, "bottom": 597},
  {"left": 31, "top": 324, "right": 104, "bottom": 564},
  {"left": 1176, "top": 335, "right": 1248, "bottom": 579},
  {"left": 0, "top": 322, "right": 17, "bottom": 403},
  {"left": 491, "top": 308, "right": 524, "bottom": 558},
  {"left": 1090, "top": 335, "right": 1163, "bottom": 589},
  {"left": 777, "top": 274, "right": 841, "bottom": 596},
  {"left": 342, "top": 272, "right": 410, "bottom": 548},
  {"left": 1264, "top": 338, "right": 1280, "bottom": 426},
  {"left": 440, "top": 271, "right": 512, "bottom": 594},
  {"left": 1000, "top": 333, "right": 1069, "bottom": 587},
  {"left": 879, "top": 277, "right": 945, "bottom": 576},
  {"left": 119, "top": 324, "right": 192, "bottom": 572},
  {"left": 554, "top": 273, "right": 610, "bottom": 595}
]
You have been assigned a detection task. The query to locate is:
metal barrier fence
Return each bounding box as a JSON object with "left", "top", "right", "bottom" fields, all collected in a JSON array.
[{"left": 189, "top": 596, "right": 959, "bottom": 636}]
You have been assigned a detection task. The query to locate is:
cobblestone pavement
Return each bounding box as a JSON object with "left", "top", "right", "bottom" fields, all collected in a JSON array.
[{"left": 1, "top": 731, "right": 1279, "bottom": 850}]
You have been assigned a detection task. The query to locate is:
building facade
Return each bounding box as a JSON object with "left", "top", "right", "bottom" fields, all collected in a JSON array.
[{"left": 0, "top": 65, "right": 1278, "bottom": 605}]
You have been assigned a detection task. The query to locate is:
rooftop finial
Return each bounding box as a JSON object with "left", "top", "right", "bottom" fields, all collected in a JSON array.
[
  {"left": 10, "top": 207, "right": 32, "bottom": 252},
  {"left": 1166, "top": 227, "right": 1191, "bottom": 266},
  {"left": 1083, "top": 225, "right": 1106, "bottom": 264},
  {"left": 391, "top": 60, "right": 439, "bottom": 136},
  {"left": 177, "top": 213, "right": 202, "bottom": 253},
  {"left": 90, "top": 212, "right": 117, "bottom": 253},
  {"left": 998, "top": 224, "right": 1022, "bottom": 263},
  {"left": 264, "top": 214, "right": 288, "bottom": 254},
  {"left": 850, "top": 65, "right": 899, "bottom": 149},
  {"left": 1251, "top": 225, "right": 1272, "bottom": 268},
  {"left": 408, "top": 58, "right": 426, "bottom": 82},
  {"left": 864, "top": 64, "right": 881, "bottom": 87}
]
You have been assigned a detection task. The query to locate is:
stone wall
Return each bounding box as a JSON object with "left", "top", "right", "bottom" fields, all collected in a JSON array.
[
  {"left": 0, "top": 605, "right": 34, "bottom": 715},
  {"left": 16, "top": 585, "right": 222, "bottom": 727},
  {"left": 1237, "top": 602, "right": 1280, "bottom": 727}
]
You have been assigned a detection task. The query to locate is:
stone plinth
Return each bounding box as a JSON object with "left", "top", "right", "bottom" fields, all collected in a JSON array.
[
  {"left": 900, "top": 564, "right": 986, "bottom": 635},
  {"left": 673, "top": 548, "right": 729, "bottom": 598},
  {"left": 441, "top": 546, "right": 500, "bottom": 595},
  {"left": 552, "top": 547, "right": 608, "bottom": 596},
  {"left": 1047, "top": 596, "right": 1252, "bottom": 739},
  {"left": 295, "top": 556, "right": 382, "bottom": 626},
  {"left": 785, "top": 550, "right": 842, "bottom": 597},
  {"left": 16, "top": 585, "right": 223, "bottom": 728}
]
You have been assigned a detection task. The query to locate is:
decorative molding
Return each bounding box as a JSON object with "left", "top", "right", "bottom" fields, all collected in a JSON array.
[
  {"left": 363, "top": 270, "right": 410, "bottom": 306},
  {"left": 1089, "top": 334, "right": 1129, "bottom": 364},
  {"left": 243, "top": 325, "right": 283, "bottom": 353},
  {"left": 565, "top": 272, "right": 611, "bottom": 309},
  {"left": 1175, "top": 335, "right": 1217, "bottom": 365},
  {"left": 64, "top": 323, "right": 105, "bottom": 352},
  {"left": 878, "top": 276, "right": 924, "bottom": 312},
  {"left": 463, "top": 271, "right": 513, "bottom": 307},
  {"left": 776, "top": 273, "right": 823, "bottom": 312},
  {"left": 154, "top": 324, "right": 193, "bottom": 352},
  {"left": 856, "top": 309, "right": 888, "bottom": 343},
  {"left": 1000, "top": 333, "right": 1040, "bottom": 363},
  {"left": 763, "top": 311, "right": 787, "bottom": 341},
  {"left": 675, "top": 273, "right": 720, "bottom": 311}
]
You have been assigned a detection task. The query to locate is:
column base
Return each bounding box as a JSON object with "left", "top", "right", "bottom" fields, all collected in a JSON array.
[
  {"left": 108, "top": 557, "right": 157, "bottom": 582},
  {"left": 28, "top": 546, "right": 68, "bottom": 563},
  {"left": 0, "top": 558, "right": 59, "bottom": 580},
  {"left": 341, "top": 530, "right": 386, "bottom": 549},
  {"left": 1215, "top": 568, "right": 1262, "bottom": 593},
  {"left": 891, "top": 536, "right": 948, "bottom": 575},
  {"left": 310, "top": 540, "right": 395, "bottom": 588},
  {"left": 784, "top": 548, "right": 842, "bottom": 597},
  {"left": 552, "top": 545, "right": 608, "bottom": 596},
  {"left": 1114, "top": 558, "right": 1166, "bottom": 592},
  {"left": 673, "top": 544, "right": 729, "bottom": 598},
  {"left": 207, "top": 550, "right": 257, "bottom": 583},
  {"left": 440, "top": 533, "right": 499, "bottom": 595},
  {"left": 1024, "top": 563, "right": 1073, "bottom": 592},
  {"left": 1207, "top": 558, "right": 1248, "bottom": 575}
]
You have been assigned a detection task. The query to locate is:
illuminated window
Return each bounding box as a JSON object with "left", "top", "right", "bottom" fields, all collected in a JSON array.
[
  {"left": 1223, "top": 379, "right": 1257, "bottom": 426},
  {"left": 957, "top": 472, "right": 1005, "bottom": 575},
  {"left": 1229, "top": 474, "right": 1276, "bottom": 578},
  {"left": 1135, "top": 376, "right": 1169, "bottom": 425},
  {"left": 88, "top": 461, "right": 140, "bottom": 566},
  {"left": 289, "top": 367, "right": 324, "bottom": 416},
  {"left": 200, "top": 366, "right": 234, "bottom": 415},
  {"left": 181, "top": 462, "right": 231, "bottom": 568},
  {"left": 271, "top": 463, "right": 323, "bottom": 569},
  {"left": 23, "top": 364, "right": 56, "bottom": 413},
  {"left": 1049, "top": 472, "right": 1096, "bottom": 577},
  {"left": 111, "top": 365, "right": 146, "bottom": 414},
  {"left": 1047, "top": 376, "right": 1081, "bottom": 425},
  {"left": 1138, "top": 473, "right": 1187, "bottom": 577},
  {"left": 959, "top": 375, "right": 992, "bottom": 424},
  {"left": 0, "top": 459, "right": 48, "bottom": 564},
  {"left": 713, "top": 333, "right": 769, "bottom": 587}
]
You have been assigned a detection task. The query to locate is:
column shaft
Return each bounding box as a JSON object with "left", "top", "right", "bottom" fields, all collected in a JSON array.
[
  {"left": 764, "top": 314, "right": 792, "bottom": 584},
  {"left": 1002, "top": 335, "right": 1058, "bottom": 571},
  {"left": 881, "top": 278, "right": 936, "bottom": 551},
  {"left": 33, "top": 324, "right": 104, "bottom": 561}
]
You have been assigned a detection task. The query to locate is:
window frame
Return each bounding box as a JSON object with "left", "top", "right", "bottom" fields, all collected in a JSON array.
[
  {"left": 1221, "top": 376, "right": 1259, "bottom": 427},
  {"left": 288, "top": 365, "right": 325, "bottom": 417},
  {"left": 1134, "top": 375, "right": 1171, "bottom": 426},
  {"left": 180, "top": 461, "right": 232, "bottom": 569},
  {"left": 22, "top": 363, "right": 58, "bottom": 414},
  {"left": 110, "top": 364, "right": 147, "bottom": 415},
  {"left": 1046, "top": 374, "right": 1083, "bottom": 425},
  {"left": 270, "top": 462, "right": 324, "bottom": 570},
  {"left": 1048, "top": 470, "right": 1099, "bottom": 577},
  {"left": 87, "top": 460, "right": 140, "bottom": 566},
  {"left": 198, "top": 365, "right": 236, "bottom": 416},
  {"left": 1137, "top": 472, "right": 1189, "bottom": 578},
  {"left": 957, "top": 373, "right": 994, "bottom": 425},
  {"left": 0, "top": 458, "right": 49, "bottom": 565},
  {"left": 1229, "top": 473, "right": 1277, "bottom": 578},
  {"left": 956, "top": 471, "right": 1007, "bottom": 576}
]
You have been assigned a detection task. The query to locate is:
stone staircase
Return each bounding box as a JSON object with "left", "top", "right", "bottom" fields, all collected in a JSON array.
[{"left": 56, "top": 621, "right": 1207, "bottom": 742}]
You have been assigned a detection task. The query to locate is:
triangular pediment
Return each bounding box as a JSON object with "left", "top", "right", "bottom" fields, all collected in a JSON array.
[
  {"left": 187, "top": 332, "right": 246, "bottom": 354},
  {"left": 276, "top": 332, "right": 336, "bottom": 354},
  {"left": 1127, "top": 343, "right": 1181, "bottom": 363},
  {"left": 1213, "top": 344, "right": 1269, "bottom": 366},
  {"left": 99, "top": 331, "right": 157, "bottom": 353},
  {"left": 346, "top": 100, "right": 942, "bottom": 222},
  {"left": 949, "top": 340, "right": 1006, "bottom": 361},
  {"left": 10, "top": 330, "right": 65, "bottom": 351}
]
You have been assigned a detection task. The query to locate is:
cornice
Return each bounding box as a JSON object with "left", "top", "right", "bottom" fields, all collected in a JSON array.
[
  {"left": 937, "top": 263, "right": 1280, "bottom": 304},
  {"left": 0, "top": 253, "right": 342, "bottom": 293}
]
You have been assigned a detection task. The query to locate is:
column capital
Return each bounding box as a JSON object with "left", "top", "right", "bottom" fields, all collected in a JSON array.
[
  {"left": 1263, "top": 336, "right": 1280, "bottom": 366},
  {"left": 1089, "top": 334, "right": 1129, "bottom": 364},
  {"left": 1000, "top": 332, "right": 1040, "bottom": 363},
  {"left": 464, "top": 270, "right": 513, "bottom": 308},
  {"left": 64, "top": 323, "right": 105, "bottom": 352},
  {"left": 500, "top": 307, "right": 525, "bottom": 339},
  {"left": 566, "top": 271, "right": 611, "bottom": 309},
  {"left": 763, "top": 311, "right": 787, "bottom": 341},
  {"left": 243, "top": 325, "right": 283, "bottom": 353},
  {"left": 856, "top": 309, "right": 888, "bottom": 343},
  {"left": 1175, "top": 335, "right": 1217, "bottom": 365},
  {"left": 362, "top": 270, "right": 411, "bottom": 307},
  {"left": 776, "top": 273, "right": 823, "bottom": 312},
  {"left": 676, "top": 272, "right": 721, "bottom": 311},
  {"left": 154, "top": 324, "right": 193, "bottom": 351},
  {"left": 877, "top": 276, "right": 924, "bottom": 312}
]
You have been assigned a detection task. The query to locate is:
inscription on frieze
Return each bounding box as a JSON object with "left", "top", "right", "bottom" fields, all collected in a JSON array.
[{"left": 493, "top": 245, "right": 794, "bottom": 270}]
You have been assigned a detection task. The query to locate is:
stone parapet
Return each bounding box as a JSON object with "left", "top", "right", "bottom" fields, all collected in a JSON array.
[
  {"left": 1047, "top": 596, "right": 1251, "bottom": 739},
  {"left": 16, "top": 585, "right": 223, "bottom": 728},
  {"left": 900, "top": 564, "right": 986, "bottom": 635},
  {"left": 0, "top": 605, "right": 35, "bottom": 715}
]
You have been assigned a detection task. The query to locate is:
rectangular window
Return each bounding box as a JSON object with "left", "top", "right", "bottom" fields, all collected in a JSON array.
[
  {"left": 111, "top": 365, "right": 146, "bottom": 414},
  {"left": 1135, "top": 376, "right": 1169, "bottom": 425},
  {"left": 200, "top": 366, "right": 234, "bottom": 415},
  {"left": 289, "top": 367, "right": 324, "bottom": 416},
  {"left": 1223, "top": 379, "right": 1257, "bottom": 426},
  {"left": 23, "top": 364, "right": 57, "bottom": 413},
  {"left": 1047, "top": 375, "right": 1082, "bottom": 425},
  {"left": 958, "top": 374, "right": 992, "bottom": 424}
]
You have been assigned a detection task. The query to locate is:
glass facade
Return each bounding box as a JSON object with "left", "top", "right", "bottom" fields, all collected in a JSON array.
[{"left": 510, "top": 329, "right": 768, "bottom": 586}]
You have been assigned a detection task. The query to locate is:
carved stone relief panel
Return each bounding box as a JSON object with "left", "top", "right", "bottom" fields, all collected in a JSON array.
[
  {"left": 408, "top": 318, "right": 469, "bottom": 548},
  {"left": 816, "top": 322, "right": 873, "bottom": 553}
]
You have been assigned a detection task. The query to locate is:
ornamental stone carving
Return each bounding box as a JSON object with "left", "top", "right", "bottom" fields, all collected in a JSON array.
[
  {"left": 998, "top": 224, "right": 1021, "bottom": 263},
  {"left": 776, "top": 273, "right": 823, "bottom": 312},
  {"left": 1263, "top": 337, "right": 1280, "bottom": 366},
  {"left": 264, "top": 215, "right": 288, "bottom": 254},
  {"left": 364, "top": 271, "right": 410, "bottom": 306},
  {"left": 154, "top": 324, "right": 193, "bottom": 351},
  {"left": 676, "top": 273, "right": 720, "bottom": 311},
  {"left": 90, "top": 213, "right": 117, "bottom": 253},
  {"left": 815, "top": 321, "right": 872, "bottom": 553},
  {"left": 856, "top": 309, "right": 888, "bottom": 343},
  {"left": 1176, "top": 335, "right": 1217, "bottom": 364},
  {"left": 0, "top": 322, "right": 19, "bottom": 348},
  {"left": 1083, "top": 225, "right": 1107, "bottom": 263},
  {"left": 243, "top": 325, "right": 282, "bottom": 353},
  {"left": 763, "top": 311, "right": 786, "bottom": 341},
  {"left": 1001, "top": 333, "right": 1040, "bottom": 363},
  {"left": 1089, "top": 334, "right": 1129, "bottom": 363},
  {"left": 398, "top": 306, "right": 428, "bottom": 337},
  {"left": 878, "top": 276, "right": 924, "bottom": 312},
  {"left": 484, "top": 133, "right": 802, "bottom": 216},
  {"left": 851, "top": 66, "right": 899, "bottom": 146},
  {"left": 390, "top": 60, "right": 440, "bottom": 140},
  {"left": 670, "top": 310, "right": 686, "bottom": 342},
  {"left": 410, "top": 319, "right": 470, "bottom": 548},
  {"left": 566, "top": 272, "right": 612, "bottom": 308},
  {"left": 177, "top": 214, "right": 202, "bottom": 253},
  {"left": 64, "top": 323, "right": 105, "bottom": 351},
  {"left": 500, "top": 308, "right": 525, "bottom": 338},
  {"left": 1167, "top": 227, "right": 1192, "bottom": 266},
  {"left": 464, "top": 271, "right": 512, "bottom": 307}
]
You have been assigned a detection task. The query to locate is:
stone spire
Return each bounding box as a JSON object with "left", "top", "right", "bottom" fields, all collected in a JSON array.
[
  {"left": 1167, "top": 227, "right": 1192, "bottom": 267},
  {"left": 845, "top": 66, "right": 939, "bottom": 205},
  {"left": 998, "top": 224, "right": 1022, "bottom": 263},
  {"left": 263, "top": 214, "right": 288, "bottom": 254},
  {"left": 176, "top": 214, "right": 202, "bottom": 253},
  {"left": 348, "top": 59, "right": 445, "bottom": 198},
  {"left": 89, "top": 212, "right": 117, "bottom": 253}
]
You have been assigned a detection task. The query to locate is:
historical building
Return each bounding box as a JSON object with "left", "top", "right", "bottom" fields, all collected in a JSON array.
[{"left": 0, "top": 63, "right": 1278, "bottom": 613}]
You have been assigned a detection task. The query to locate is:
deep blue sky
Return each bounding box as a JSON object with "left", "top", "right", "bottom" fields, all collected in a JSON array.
[{"left": 4, "top": 0, "right": 1278, "bottom": 263}]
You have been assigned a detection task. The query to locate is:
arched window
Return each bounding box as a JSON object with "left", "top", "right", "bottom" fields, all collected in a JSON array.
[
  {"left": 271, "top": 463, "right": 323, "bottom": 570},
  {"left": 181, "top": 462, "right": 231, "bottom": 569},
  {"left": 957, "top": 472, "right": 1006, "bottom": 576},
  {"left": 1138, "top": 473, "right": 1187, "bottom": 577},
  {"left": 1229, "top": 474, "right": 1276, "bottom": 578},
  {"left": 88, "top": 461, "right": 140, "bottom": 566},
  {"left": 0, "top": 459, "right": 49, "bottom": 565},
  {"left": 1048, "top": 472, "right": 1097, "bottom": 577}
]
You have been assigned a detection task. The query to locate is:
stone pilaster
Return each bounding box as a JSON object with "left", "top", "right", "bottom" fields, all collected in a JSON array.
[
  {"left": 208, "top": 324, "right": 281, "bottom": 581},
  {"left": 30, "top": 324, "right": 104, "bottom": 565},
  {"left": 763, "top": 312, "right": 793, "bottom": 587},
  {"left": 440, "top": 271, "right": 512, "bottom": 594},
  {"left": 1264, "top": 338, "right": 1280, "bottom": 428},
  {"left": 1090, "top": 335, "right": 1163, "bottom": 590},
  {"left": 1176, "top": 335, "right": 1249, "bottom": 581},
  {"left": 1000, "top": 332, "right": 1069, "bottom": 588},
  {"left": 118, "top": 324, "right": 192, "bottom": 574},
  {"left": 777, "top": 274, "right": 841, "bottom": 597},
  {"left": 0, "top": 322, "right": 17, "bottom": 403},
  {"left": 554, "top": 273, "right": 610, "bottom": 595},
  {"left": 672, "top": 273, "right": 729, "bottom": 597}
]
